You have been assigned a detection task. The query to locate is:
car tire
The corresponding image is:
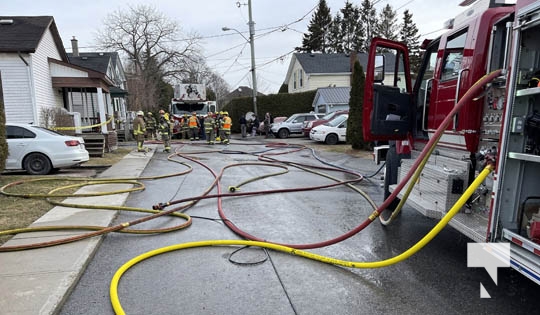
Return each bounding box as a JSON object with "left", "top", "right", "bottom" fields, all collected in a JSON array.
[
  {"left": 325, "top": 134, "right": 338, "bottom": 145},
  {"left": 23, "top": 153, "right": 52, "bottom": 175},
  {"left": 278, "top": 128, "right": 289, "bottom": 139}
]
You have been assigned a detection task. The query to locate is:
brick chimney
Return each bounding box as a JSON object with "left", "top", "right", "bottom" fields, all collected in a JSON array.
[{"left": 71, "top": 36, "right": 79, "bottom": 57}]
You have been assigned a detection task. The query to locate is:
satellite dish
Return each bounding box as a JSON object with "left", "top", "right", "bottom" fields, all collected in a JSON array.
[{"left": 245, "top": 112, "right": 256, "bottom": 121}]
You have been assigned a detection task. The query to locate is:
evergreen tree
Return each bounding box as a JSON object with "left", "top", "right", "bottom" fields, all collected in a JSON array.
[
  {"left": 328, "top": 12, "right": 344, "bottom": 53},
  {"left": 376, "top": 4, "right": 399, "bottom": 42},
  {"left": 347, "top": 60, "right": 367, "bottom": 149},
  {"left": 297, "top": 0, "right": 332, "bottom": 53},
  {"left": 340, "top": 1, "right": 363, "bottom": 53},
  {"left": 359, "top": 0, "right": 378, "bottom": 52},
  {"left": 400, "top": 9, "right": 421, "bottom": 73}
]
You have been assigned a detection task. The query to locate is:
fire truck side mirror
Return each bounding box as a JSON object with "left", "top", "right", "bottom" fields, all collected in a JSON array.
[{"left": 374, "top": 55, "right": 385, "bottom": 83}]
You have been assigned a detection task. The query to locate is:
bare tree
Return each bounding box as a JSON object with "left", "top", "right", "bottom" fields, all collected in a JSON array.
[{"left": 96, "top": 4, "right": 202, "bottom": 111}]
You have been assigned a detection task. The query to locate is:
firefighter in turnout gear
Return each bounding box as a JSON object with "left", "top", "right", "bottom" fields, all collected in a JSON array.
[
  {"left": 204, "top": 112, "right": 216, "bottom": 144},
  {"left": 145, "top": 112, "right": 157, "bottom": 140},
  {"left": 220, "top": 111, "right": 232, "bottom": 144},
  {"left": 133, "top": 111, "right": 147, "bottom": 152},
  {"left": 158, "top": 110, "right": 171, "bottom": 152},
  {"left": 181, "top": 114, "right": 189, "bottom": 140},
  {"left": 188, "top": 112, "right": 200, "bottom": 141}
]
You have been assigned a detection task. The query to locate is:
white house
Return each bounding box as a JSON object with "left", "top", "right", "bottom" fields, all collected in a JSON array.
[
  {"left": 0, "top": 16, "right": 68, "bottom": 124},
  {"left": 0, "top": 16, "right": 129, "bottom": 150},
  {"left": 283, "top": 52, "right": 404, "bottom": 94},
  {"left": 284, "top": 53, "right": 354, "bottom": 94}
]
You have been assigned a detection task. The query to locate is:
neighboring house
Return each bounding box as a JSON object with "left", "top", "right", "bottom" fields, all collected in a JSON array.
[
  {"left": 312, "top": 86, "right": 351, "bottom": 114},
  {"left": 283, "top": 52, "right": 403, "bottom": 94},
  {"left": 221, "top": 85, "right": 265, "bottom": 108},
  {"left": 67, "top": 44, "right": 129, "bottom": 134},
  {"left": 284, "top": 53, "right": 353, "bottom": 93}
]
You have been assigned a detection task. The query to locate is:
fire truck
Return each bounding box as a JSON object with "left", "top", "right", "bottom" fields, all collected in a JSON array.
[
  {"left": 169, "top": 84, "right": 217, "bottom": 137},
  {"left": 363, "top": 0, "right": 540, "bottom": 284}
]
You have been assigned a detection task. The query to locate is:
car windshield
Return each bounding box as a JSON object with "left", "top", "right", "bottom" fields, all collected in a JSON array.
[
  {"left": 284, "top": 115, "right": 299, "bottom": 123},
  {"left": 321, "top": 112, "right": 336, "bottom": 120},
  {"left": 325, "top": 115, "right": 348, "bottom": 127}
]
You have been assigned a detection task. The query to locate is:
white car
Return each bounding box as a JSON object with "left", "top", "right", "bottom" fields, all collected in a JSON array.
[
  {"left": 4, "top": 123, "right": 90, "bottom": 175},
  {"left": 309, "top": 114, "right": 348, "bottom": 145}
]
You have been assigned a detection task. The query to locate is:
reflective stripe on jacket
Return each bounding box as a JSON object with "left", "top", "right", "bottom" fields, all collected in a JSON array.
[
  {"left": 222, "top": 117, "right": 232, "bottom": 130},
  {"left": 188, "top": 116, "right": 198, "bottom": 127},
  {"left": 204, "top": 117, "right": 215, "bottom": 131}
]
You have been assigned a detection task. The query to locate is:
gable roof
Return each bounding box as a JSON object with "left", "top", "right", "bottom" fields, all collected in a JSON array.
[
  {"left": 312, "top": 87, "right": 351, "bottom": 106},
  {"left": 285, "top": 52, "right": 404, "bottom": 86},
  {"left": 0, "top": 16, "right": 68, "bottom": 61},
  {"left": 67, "top": 52, "right": 116, "bottom": 74},
  {"left": 296, "top": 53, "right": 353, "bottom": 74}
]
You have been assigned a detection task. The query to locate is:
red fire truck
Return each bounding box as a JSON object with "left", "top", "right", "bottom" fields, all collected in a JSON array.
[{"left": 363, "top": 0, "right": 540, "bottom": 284}]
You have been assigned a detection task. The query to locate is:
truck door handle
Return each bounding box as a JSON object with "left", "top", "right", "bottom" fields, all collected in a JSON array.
[
  {"left": 454, "top": 68, "right": 470, "bottom": 129},
  {"left": 423, "top": 78, "right": 433, "bottom": 131}
]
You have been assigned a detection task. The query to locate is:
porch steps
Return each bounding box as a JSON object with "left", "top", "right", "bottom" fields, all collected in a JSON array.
[{"left": 82, "top": 133, "right": 105, "bottom": 157}]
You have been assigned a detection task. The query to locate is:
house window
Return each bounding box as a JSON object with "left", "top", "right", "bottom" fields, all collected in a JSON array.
[
  {"left": 293, "top": 72, "right": 297, "bottom": 89},
  {"left": 299, "top": 70, "right": 303, "bottom": 87}
]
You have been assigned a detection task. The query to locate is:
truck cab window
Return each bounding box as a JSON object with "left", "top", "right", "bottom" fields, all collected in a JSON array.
[
  {"left": 415, "top": 41, "right": 439, "bottom": 136},
  {"left": 441, "top": 30, "right": 467, "bottom": 81}
]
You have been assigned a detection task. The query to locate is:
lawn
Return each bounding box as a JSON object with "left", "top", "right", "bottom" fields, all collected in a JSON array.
[{"left": 0, "top": 147, "right": 132, "bottom": 245}]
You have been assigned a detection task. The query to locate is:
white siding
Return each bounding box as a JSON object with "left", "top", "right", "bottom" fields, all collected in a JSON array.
[
  {"left": 287, "top": 58, "right": 351, "bottom": 93},
  {"left": 31, "top": 27, "right": 62, "bottom": 126},
  {"left": 308, "top": 74, "right": 351, "bottom": 90},
  {"left": 50, "top": 63, "right": 88, "bottom": 77},
  {"left": 0, "top": 53, "right": 34, "bottom": 123}
]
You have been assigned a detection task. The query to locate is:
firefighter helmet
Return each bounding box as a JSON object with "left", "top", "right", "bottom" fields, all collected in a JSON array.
[
  {"left": 159, "top": 109, "right": 165, "bottom": 115},
  {"left": 137, "top": 111, "right": 144, "bottom": 116},
  {"left": 147, "top": 112, "right": 152, "bottom": 115},
  {"left": 223, "top": 111, "right": 229, "bottom": 115}
]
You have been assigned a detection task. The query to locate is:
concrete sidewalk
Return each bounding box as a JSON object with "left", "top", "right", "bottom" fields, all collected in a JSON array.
[{"left": 0, "top": 146, "right": 156, "bottom": 315}]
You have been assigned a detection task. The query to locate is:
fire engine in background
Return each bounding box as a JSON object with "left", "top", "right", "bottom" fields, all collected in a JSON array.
[
  {"left": 363, "top": 0, "right": 540, "bottom": 284},
  {"left": 169, "top": 84, "right": 217, "bottom": 137}
]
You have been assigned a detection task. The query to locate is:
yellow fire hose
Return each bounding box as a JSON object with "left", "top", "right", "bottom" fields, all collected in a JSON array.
[{"left": 110, "top": 165, "right": 493, "bottom": 314}]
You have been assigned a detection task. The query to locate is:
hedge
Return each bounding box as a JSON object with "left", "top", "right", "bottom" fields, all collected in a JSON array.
[
  {"left": 0, "top": 100, "right": 7, "bottom": 172},
  {"left": 222, "top": 90, "right": 316, "bottom": 133}
]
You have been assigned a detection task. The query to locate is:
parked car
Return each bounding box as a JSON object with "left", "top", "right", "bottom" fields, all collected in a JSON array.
[
  {"left": 309, "top": 114, "right": 348, "bottom": 145},
  {"left": 4, "top": 123, "right": 90, "bottom": 175},
  {"left": 270, "top": 113, "right": 322, "bottom": 138},
  {"left": 257, "top": 116, "right": 287, "bottom": 135},
  {"left": 302, "top": 110, "right": 349, "bottom": 137}
]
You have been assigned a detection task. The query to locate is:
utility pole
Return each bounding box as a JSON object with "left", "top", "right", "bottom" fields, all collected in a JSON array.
[{"left": 248, "top": 0, "right": 258, "bottom": 117}]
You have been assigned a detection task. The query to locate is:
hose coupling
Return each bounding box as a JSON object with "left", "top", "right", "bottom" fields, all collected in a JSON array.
[
  {"left": 228, "top": 186, "right": 240, "bottom": 192},
  {"left": 152, "top": 202, "right": 169, "bottom": 210}
]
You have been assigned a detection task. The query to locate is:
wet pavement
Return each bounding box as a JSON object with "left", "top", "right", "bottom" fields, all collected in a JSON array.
[{"left": 52, "top": 138, "right": 540, "bottom": 314}]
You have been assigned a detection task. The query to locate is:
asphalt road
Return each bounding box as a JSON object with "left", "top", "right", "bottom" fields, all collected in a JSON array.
[{"left": 60, "top": 138, "right": 540, "bottom": 315}]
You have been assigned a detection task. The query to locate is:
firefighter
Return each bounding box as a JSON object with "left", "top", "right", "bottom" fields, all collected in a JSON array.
[
  {"left": 158, "top": 109, "right": 171, "bottom": 153},
  {"left": 188, "top": 111, "right": 200, "bottom": 141},
  {"left": 181, "top": 114, "right": 189, "bottom": 140},
  {"left": 133, "top": 111, "right": 147, "bottom": 152},
  {"left": 220, "top": 111, "right": 232, "bottom": 144},
  {"left": 204, "top": 112, "right": 216, "bottom": 144},
  {"left": 145, "top": 112, "right": 156, "bottom": 140},
  {"left": 215, "top": 111, "right": 223, "bottom": 142}
]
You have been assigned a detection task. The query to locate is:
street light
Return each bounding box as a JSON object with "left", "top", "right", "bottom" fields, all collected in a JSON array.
[{"left": 222, "top": 0, "right": 258, "bottom": 117}]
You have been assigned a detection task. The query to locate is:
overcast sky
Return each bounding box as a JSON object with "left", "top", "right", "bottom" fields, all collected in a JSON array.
[{"left": 1, "top": 0, "right": 465, "bottom": 94}]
